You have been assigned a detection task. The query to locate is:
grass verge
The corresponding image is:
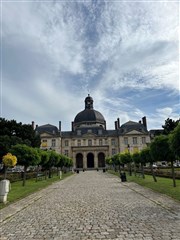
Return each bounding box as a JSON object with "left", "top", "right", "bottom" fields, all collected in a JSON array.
[
  {"left": 108, "top": 170, "right": 180, "bottom": 202},
  {"left": 0, "top": 172, "right": 73, "bottom": 209}
]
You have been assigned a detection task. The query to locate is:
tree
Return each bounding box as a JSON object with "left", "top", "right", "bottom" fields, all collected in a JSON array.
[
  {"left": 169, "top": 123, "right": 180, "bottom": 159},
  {"left": 132, "top": 152, "right": 143, "bottom": 178},
  {"left": 120, "top": 153, "right": 132, "bottom": 176},
  {"left": 162, "top": 118, "right": 179, "bottom": 135},
  {"left": 150, "top": 135, "right": 176, "bottom": 187},
  {"left": 0, "top": 118, "right": 41, "bottom": 148},
  {"left": 2, "top": 153, "right": 17, "bottom": 179},
  {"left": 140, "top": 147, "right": 157, "bottom": 182},
  {"left": 10, "top": 144, "right": 41, "bottom": 186}
]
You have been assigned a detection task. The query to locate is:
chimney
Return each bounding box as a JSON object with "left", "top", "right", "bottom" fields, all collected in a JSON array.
[
  {"left": 117, "top": 118, "right": 120, "bottom": 128},
  {"left": 72, "top": 121, "right": 74, "bottom": 131},
  {"left": 59, "top": 121, "right": 61, "bottom": 132},
  {"left": 115, "top": 121, "right": 118, "bottom": 130},
  {"left": 142, "top": 116, "right": 147, "bottom": 129},
  {"left": 32, "top": 121, "right": 35, "bottom": 130}
]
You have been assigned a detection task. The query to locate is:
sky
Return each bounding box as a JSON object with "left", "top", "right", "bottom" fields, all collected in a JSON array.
[{"left": 1, "top": 0, "right": 179, "bottom": 131}]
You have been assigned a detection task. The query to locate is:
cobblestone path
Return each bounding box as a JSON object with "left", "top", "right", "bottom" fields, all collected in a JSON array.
[{"left": 0, "top": 171, "right": 180, "bottom": 240}]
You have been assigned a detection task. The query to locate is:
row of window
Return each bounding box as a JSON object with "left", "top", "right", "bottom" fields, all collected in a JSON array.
[
  {"left": 124, "top": 137, "right": 146, "bottom": 145},
  {"left": 65, "top": 137, "right": 146, "bottom": 147},
  {"left": 41, "top": 137, "right": 147, "bottom": 148}
]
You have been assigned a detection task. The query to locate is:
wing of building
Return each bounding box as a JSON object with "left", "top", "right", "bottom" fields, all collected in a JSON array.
[{"left": 35, "top": 95, "right": 150, "bottom": 170}]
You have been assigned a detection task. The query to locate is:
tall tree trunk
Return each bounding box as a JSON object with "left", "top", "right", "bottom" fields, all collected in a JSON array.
[
  {"left": 134, "top": 163, "right": 137, "bottom": 176},
  {"left": 170, "top": 160, "right": 176, "bottom": 187},
  {"left": 4, "top": 166, "right": 7, "bottom": 180},
  {"left": 141, "top": 163, "right": 145, "bottom": 179},
  {"left": 128, "top": 163, "right": 132, "bottom": 176},
  {"left": 150, "top": 163, "right": 157, "bottom": 182},
  {"left": 22, "top": 166, "right": 27, "bottom": 186},
  {"left": 45, "top": 170, "right": 47, "bottom": 180}
]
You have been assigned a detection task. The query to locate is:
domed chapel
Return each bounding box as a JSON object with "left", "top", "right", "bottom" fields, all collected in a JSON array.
[{"left": 36, "top": 95, "right": 150, "bottom": 170}]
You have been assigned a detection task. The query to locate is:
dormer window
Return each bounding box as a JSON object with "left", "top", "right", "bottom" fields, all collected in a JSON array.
[
  {"left": 98, "top": 129, "right": 102, "bottom": 135},
  {"left": 77, "top": 130, "right": 81, "bottom": 136}
]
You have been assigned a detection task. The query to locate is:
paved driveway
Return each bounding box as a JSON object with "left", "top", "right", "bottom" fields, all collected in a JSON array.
[{"left": 0, "top": 171, "right": 180, "bottom": 240}]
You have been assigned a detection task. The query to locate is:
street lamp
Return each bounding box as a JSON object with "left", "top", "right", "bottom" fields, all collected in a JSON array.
[{"left": 127, "top": 144, "right": 132, "bottom": 176}]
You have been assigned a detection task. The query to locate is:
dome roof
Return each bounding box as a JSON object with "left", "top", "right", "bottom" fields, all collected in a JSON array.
[
  {"left": 74, "top": 109, "right": 105, "bottom": 124},
  {"left": 73, "top": 95, "right": 106, "bottom": 128}
]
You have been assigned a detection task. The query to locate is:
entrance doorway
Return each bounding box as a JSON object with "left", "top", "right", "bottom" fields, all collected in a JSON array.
[
  {"left": 98, "top": 152, "right": 105, "bottom": 168},
  {"left": 76, "top": 153, "right": 83, "bottom": 168},
  {"left": 87, "top": 153, "right": 94, "bottom": 168}
]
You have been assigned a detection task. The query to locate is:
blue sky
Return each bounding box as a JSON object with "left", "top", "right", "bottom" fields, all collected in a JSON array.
[{"left": 1, "top": 0, "right": 179, "bottom": 131}]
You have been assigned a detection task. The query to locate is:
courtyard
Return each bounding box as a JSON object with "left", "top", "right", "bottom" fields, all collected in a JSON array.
[{"left": 0, "top": 171, "right": 180, "bottom": 240}]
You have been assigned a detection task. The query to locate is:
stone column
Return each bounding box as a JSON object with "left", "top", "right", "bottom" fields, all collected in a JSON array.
[
  {"left": 83, "top": 152, "right": 87, "bottom": 169},
  {"left": 94, "top": 151, "right": 98, "bottom": 169},
  {"left": 73, "top": 151, "right": 76, "bottom": 168}
]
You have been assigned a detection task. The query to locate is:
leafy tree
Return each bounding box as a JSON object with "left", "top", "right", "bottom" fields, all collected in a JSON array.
[
  {"left": 169, "top": 123, "right": 180, "bottom": 158},
  {"left": 0, "top": 118, "right": 41, "bottom": 149},
  {"left": 140, "top": 147, "right": 157, "bottom": 182},
  {"left": 162, "top": 118, "right": 180, "bottom": 135},
  {"left": 132, "top": 152, "right": 143, "bottom": 178},
  {"left": 2, "top": 153, "right": 17, "bottom": 179},
  {"left": 120, "top": 153, "right": 132, "bottom": 176},
  {"left": 150, "top": 135, "right": 176, "bottom": 187},
  {"left": 111, "top": 153, "right": 121, "bottom": 172},
  {"left": 10, "top": 144, "right": 41, "bottom": 186}
]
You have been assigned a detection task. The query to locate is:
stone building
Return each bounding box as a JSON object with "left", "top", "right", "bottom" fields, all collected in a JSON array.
[{"left": 36, "top": 95, "right": 150, "bottom": 170}]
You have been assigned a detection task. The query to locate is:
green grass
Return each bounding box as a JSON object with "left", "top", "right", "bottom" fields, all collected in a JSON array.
[
  {"left": 0, "top": 172, "right": 73, "bottom": 209},
  {"left": 108, "top": 170, "right": 180, "bottom": 202}
]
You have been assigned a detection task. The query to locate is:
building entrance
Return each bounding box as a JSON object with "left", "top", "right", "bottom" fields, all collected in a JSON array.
[
  {"left": 76, "top": 153, "right": 83, "bottom": 168},
  {"left": 98, "top": 152, "right": 105, "bottom": 168},
  {"left": 87, "top": 153, "right": 94, "bottom": 168}
]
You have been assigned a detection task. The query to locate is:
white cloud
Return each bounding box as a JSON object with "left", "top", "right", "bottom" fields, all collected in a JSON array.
[{"left": 2, "top": 1, "right": 179, "bottom": 131}]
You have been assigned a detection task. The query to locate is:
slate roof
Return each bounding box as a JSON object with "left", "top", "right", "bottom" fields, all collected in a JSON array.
[
  {"left": 74, "top": 109, "right": 105, "bottom": 124},
  {"left": 36, "top": 124, "right": 59, "bottom": 135}
]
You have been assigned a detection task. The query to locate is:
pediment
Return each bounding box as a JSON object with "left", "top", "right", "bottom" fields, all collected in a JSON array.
[
  {"left": 125, "top": 130, "right": 143, "bottom": 135},
  {"left": 40, "top": 132, "right": 54, "bottom": 137},
  {"left": 82, "top": 132, "right": 97, "bottom": 137}
]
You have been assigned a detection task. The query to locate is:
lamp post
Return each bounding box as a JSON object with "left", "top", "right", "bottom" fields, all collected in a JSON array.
[{"left": 127, "top": 144, "right": 132, "bottom": 176}]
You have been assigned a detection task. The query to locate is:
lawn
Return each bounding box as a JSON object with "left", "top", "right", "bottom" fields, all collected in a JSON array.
[
  {"left": 108, "top": 170, "right": 180, "bottom": 202},
  {"left": 0, "top": 172, "right": 73, "bottom": 209}
]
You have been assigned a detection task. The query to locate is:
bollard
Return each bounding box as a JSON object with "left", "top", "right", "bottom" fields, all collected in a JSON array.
[
  {"left": 59, "top": 170, "right": 62, "bottom": 179},
  {"left": 0, "top": 180, "right": 10, "bottom": 203}
]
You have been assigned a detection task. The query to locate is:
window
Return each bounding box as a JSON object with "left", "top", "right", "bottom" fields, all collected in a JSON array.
[
  {"left": 77, "top": 130, "right": 81, "bottom": 136},
  {"left": 98, "top": 129, "right": 102, "bottom": 135},
  {"left": 87, "top": 129, "right": 92, "bottom": 133},
  {"left": 41, "top": 139, "right": 47, "bottom": 147},
  {"left": 142, "top": 137, "right": 146, "bottom": 144},
  {"left": 83, "top": 139, "right": 86, "bottom": 146},
  {"left": 111, "top": 139, "right": 115, "bottom": 146},
  {"left": 78, "top": 140, "right": 81, "bottom": 146},
  {"left": 88, "top": 139, "right": 92, "bottom": 146},
  {"left": 133, "top": 147, "right": 139, "bottom": 153},
  {"left": 99, "top": 139, "right": 103, "bottom": 146},
  {"left": 133, "top": 137, "right": 137, "bottom": 144},
  {"left": 112, "top": 148, "right": 116, "bottom": 155},
  {"left": 105, "top": 138, "right": 108, "bottom": 145},
  {"left": 52, "top": 139, "right": 56, "bottom": 147},
  {"left": 65, "top": 140, "right": 69, "bottom": 146},
  {"left": 64, "top": 150, "right": 68, "bottom": 156},
  {"left": 124, "top": 137, "right": 128, "bottom": 145}
]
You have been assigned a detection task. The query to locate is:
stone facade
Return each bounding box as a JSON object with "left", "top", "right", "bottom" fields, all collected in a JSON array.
[{"left": 36, "top": 95, "right": 150, "bottom": 169}]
